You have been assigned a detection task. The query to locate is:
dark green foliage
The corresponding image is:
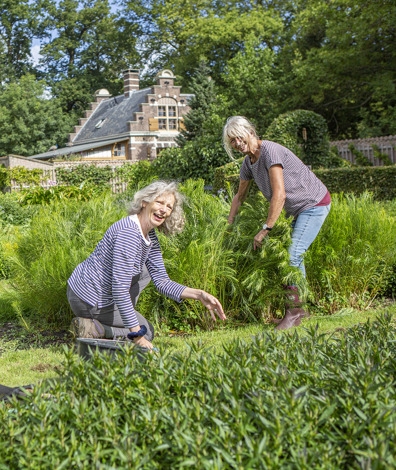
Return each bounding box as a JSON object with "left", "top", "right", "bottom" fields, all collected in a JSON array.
[
  {"left": 264, "top": 110, "right": 333, "bottom": 168},
  {"left": 1, "top": 315, "right": 396, "bottom": 467},
  {"left": 348, "top": 144, "right": 373, "bottom": 166},
  {"left": 152, "top": 139, "right": 229, "bottom": 184},
  {"left": 214, "top": 162, "right": 396, "bottom": 201},
  {"left": 0, "top": 75, "right": 73, "bottom": 156},
  {"left": 314, "top": 166, "right": 396, "bottom": 201},
  {"left": 114, "top": 160, "right": 159, "bottom": 192},
  {"left": 175, "top": 61, "right": 217, "bottom": 147},
  {"left": 55, "top": 164, "right": 113, "bottom": 187}
]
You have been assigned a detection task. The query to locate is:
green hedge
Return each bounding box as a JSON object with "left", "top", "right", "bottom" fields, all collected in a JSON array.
[
  {"left": 214, "top": 163, "right": 396, "bottom": 201},
  {"left": 1, "top": 315, "right": 395, "bottom": 468}
]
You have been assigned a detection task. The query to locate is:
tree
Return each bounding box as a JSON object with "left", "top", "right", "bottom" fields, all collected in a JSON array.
[
  {"left": 0, "top": 75, "right": 73, "bottom": 156},
  {"left": 39, "top": 0, "right": 142, "bottom": 115},
  {"left": 175, "top": 61, "right": 218, "bottom": 146},
  {"left": 220, "top": 40, "right": 281, "bottom": 131},
  {"left": 121, "top": 0, "right": 283, "bottom": 84},
  {"left": 278, "top": 0, "right": 396, "bottom": 138},
  {"left": 0, "top": 0, "right": 48, "bottom": 82}
]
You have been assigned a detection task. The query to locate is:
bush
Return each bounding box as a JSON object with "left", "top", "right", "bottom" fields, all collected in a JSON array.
[
  {"left": 0, "top": 193, "right": 35, "bottom": 225},
  {"left": 214, "top": 162, "right": 396, "bottom": 201},
  {"left": 152, "top": 138, "right": 230, "bottom": 184},
  {"left": 1, "top": 315, "right": 395, "bottom": 468},
  {"left": 264, "top": 110, "right": 333, "bottom": 168}
]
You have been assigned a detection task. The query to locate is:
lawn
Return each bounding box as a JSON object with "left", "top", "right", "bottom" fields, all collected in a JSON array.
[{"left": 1, "top": 302, "right": 395, "bottom": 389}]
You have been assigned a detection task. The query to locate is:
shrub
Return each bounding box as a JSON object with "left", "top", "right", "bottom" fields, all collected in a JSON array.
[
  {"left": 0, "top": 315, "right": 395, "bottom": 468},
  {"left": 264, "top": 110, "right": 333, "bottom": 168},
  {"left": 152, "top": 138, "right": 230, "bottom": 184},
  {"left": 0, "top": 193, "right": 35, "bottom": 225},
  {"left": 213, "top": 162, "right": 396, "bottom": 201}
]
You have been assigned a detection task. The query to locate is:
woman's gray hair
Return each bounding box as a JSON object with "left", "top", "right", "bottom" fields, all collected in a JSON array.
[
  {"left": 222, "top": 116, "right": 259, "bottom": 159},
  {"left": 128, "top": 180, "right": 185, "bottom": 235}
]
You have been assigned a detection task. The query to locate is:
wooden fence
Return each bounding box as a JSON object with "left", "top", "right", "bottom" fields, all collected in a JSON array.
[{"left": 330, "top": 136, "right": 396, "bottom": 166}]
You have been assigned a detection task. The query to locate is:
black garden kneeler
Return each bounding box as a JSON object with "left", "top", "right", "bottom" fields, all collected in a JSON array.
[{"left": 0, "top": 383, "right": 34, "bottom": 401}]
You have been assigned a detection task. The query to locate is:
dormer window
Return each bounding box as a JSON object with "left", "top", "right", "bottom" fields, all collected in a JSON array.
[
  {"left": 156, "top": 98, "right": 178, "bottom": 130},
  {"left": 95, "top": 119, "right": 106, "bottom": 129}
]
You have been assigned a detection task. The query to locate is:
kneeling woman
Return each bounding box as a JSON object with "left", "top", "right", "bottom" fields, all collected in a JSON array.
[{"left": 67, "top": 181, "right": 226, "bottom": 350}]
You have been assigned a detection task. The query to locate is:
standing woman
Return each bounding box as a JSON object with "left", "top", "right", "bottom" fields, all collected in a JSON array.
[
  {"left": 223, "top": 116, "right": 331, "bottom": 330},
  {"left": 67, "top": 181, "right": 226, "bottom": 349}
]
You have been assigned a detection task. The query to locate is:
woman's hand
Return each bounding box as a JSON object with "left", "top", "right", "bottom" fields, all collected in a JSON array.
[
  {"left": 198, "top": 291, "right": 227, "bottom": 321},
  {"left": 253, "top": 229, "right": 268, "bottom": 250},
  {"left": 132, "top": 336, "right": 154, "bottom": 350},
  {"left": 181, "top": 288, "right": 227, "bottom": 321}
]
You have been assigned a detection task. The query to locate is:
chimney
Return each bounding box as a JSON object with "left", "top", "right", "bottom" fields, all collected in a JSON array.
[{"left": 124, "top": 69, "right": 140, "bottom": 97}]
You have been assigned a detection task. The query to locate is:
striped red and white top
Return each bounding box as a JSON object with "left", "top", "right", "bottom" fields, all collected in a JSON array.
[
  {"left": 239, "top": 140, "right": 328, "bottom": 218},
  {"left": 68, "top": 214, "right": 186, "bottom": 328}
]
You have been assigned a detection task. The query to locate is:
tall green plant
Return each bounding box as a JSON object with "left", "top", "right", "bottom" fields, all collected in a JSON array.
[
  {"left": 7, "top": 194, "right": 124, "bottom": 324},
  {"left": 306, "top": 193, "right": 396, "bottom": 312}
]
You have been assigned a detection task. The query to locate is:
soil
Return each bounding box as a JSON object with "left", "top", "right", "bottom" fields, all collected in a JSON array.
[{"left": 0, "top": 322, "right": 73, "bottom": 355}]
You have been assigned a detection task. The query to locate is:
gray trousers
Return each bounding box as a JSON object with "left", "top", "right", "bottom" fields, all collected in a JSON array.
[{"left": 67, "top": 266, "right": 154, "bottom": 341}]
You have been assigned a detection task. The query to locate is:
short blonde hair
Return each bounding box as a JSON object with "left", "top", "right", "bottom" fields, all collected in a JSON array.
[
  {"left": 128, "top": 180, "right": 185, "bottom": 235},
  {"left": 222, "top": 116, "right": 259, "bottom": 159}
]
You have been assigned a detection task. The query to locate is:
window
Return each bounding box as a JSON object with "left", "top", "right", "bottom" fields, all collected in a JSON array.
[
  {"left": 95, "top": 119, "right": 106, "bottom": 129},
  {"left": 113, "top": 142, "right": 126, "bottom": 157},
  {"left": 157, "top": 98, "right": 178, "bottom": 130}
]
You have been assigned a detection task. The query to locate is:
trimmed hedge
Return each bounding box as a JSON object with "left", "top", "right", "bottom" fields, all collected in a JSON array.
[{"left": 214, "top": 163, "right": 396, "bottom": 201}]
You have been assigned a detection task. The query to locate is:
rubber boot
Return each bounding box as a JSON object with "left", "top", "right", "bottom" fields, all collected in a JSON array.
[{"left": 274, "top": 286, "right": 310, "bottom": 331}]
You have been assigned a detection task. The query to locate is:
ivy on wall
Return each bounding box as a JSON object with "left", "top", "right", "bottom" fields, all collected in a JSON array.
[
  {"left": 56, "top": 164, "right": 113, "bottom": 187},
  {"left": 0, "top": 165, "right": 44, "bottom": 190}
]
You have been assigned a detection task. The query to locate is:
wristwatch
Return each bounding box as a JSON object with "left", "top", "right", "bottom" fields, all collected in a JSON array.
[{"left": 262, "top": 224, "right": 273, "bottom": 231}]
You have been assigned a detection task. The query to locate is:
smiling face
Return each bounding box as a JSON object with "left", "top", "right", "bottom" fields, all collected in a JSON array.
[
  {"left": 139, "top": 192, "right": 175, "bottom": 235},
  {"left": 230, "top": 136, "right": 249, "bottom": 154},
  {"left": 228, "top": 131, "right": 258, "bottom": 156}
]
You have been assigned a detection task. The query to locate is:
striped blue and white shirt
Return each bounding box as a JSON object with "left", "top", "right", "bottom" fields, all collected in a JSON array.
[
  {"left": 240, "top": 140, "right": 328, "bottom": 218},
  {"left": 68, "top": 214, "right": 186, "bottom": 328}
]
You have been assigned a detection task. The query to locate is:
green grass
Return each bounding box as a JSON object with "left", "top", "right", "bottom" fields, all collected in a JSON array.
[{"left": 1, "top": 302, "right": 395, "bottom": 388}]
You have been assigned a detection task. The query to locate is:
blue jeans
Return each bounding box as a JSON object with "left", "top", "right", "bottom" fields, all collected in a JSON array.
[{"left": 288, "top": 204, "right": 331, "bottom": 277}]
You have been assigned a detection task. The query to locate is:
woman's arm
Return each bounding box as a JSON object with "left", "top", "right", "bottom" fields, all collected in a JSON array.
[
  {"left": 228, "top": 179, "right": 250, "bottom": 224},
  {"left": 181, "top": 288, "right": 227, "bottom": 321},
  {"left": 253, "top": 164, "right": 286, "bottom": 250}
]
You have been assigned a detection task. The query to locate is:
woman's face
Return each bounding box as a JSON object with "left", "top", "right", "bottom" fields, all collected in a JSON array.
[
  {"left": 141, "top": 192, "right": 175, "bottom": 230},
  {"left": 229, "top": 134, "right": 252, "bottom": 154}
]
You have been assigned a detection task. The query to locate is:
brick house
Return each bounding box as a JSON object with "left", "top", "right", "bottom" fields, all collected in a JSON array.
[{"left": 29, "top": 69, "right": 192, "bottom": 162}]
